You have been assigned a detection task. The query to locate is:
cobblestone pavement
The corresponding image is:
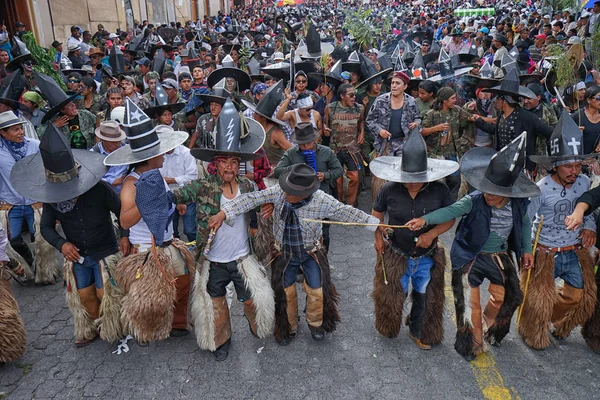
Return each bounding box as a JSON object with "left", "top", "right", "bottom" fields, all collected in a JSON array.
[{"left": 1, "top": 190, "right": 598, "bottom": 399}]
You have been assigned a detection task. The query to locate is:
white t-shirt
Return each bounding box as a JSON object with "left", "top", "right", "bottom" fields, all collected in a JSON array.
[{"left": 206, "top": 188, "right": 250, "bottom": 263}]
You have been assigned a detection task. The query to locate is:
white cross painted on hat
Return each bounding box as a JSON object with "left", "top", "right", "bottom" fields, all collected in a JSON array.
[{"left": 567, "top": 137, "right": 580, "bottom": 155}]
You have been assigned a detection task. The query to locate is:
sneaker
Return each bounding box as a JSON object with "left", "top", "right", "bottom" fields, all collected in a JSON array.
[{"left": 407, "top": 331, "right": 431, "bottom": 350}]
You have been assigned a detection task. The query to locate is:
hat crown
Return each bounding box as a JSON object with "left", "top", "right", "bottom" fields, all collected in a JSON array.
[
  {"left": 479, "top": 60, "right": 493, "bottom": 78},
  {"left": 153, "top": 81, "right": 169, "bottom": 106},
  {"left": 294, "top": 122, "right": 317, "bottom": 143},
  {"left": 438, "top": 49, "right": 454, "bottom": 78},
  {"left": 212, "top": 78, "right": 231, "bottom": 98},
  {"left": 152, "top": 50, "right": 166, "bottom": 75},
  {"left": 109, "top": 45, "right": 125, "bottom": 74},
  {"left": 378, "top": 54, "right": 394, "bottom": 71},
  {"left": 287, "top": 164, "right": 318, "bottom": 188},
  {"left": 347, "top": 51, "right": 360, "bottom": 64},
  {"left": 549, "top": 110, "right": 584, "bottom": 157},
  {"left": 499, "top": 68, "right": 520, "bottom": 94},
  {"left": 222, "top": 54, "right": 235, "bottom": 67},
  {"left": 411, "top": 51, "right": 425, "bottom": 73},
  {"left": 358, "top": 54, "right": 379, "bottom": 80},
  {"left": 305, "top": 24, "right": 321, "bottom": 53},
  {"left": 484, "top": 133, "right": 526, "bottom": 187},
  {"left": 0, "top": 71, "right": 26, "bottom": 101},
  {"left": 328, "top": 60, "right": 343, "bottom": 80},
  {"left": 40, "top": 123, "right": 77, "bottom": 177},
  {"left": 255, "top": 80, "right": 284, "bottom": 118},
  {"left": 401, "top": 127, "right": 428, "bottom": 174},
  {"left": 247, "top": 57, "right": 260, "bottom": 75},
  {"left": 214, "top": 98, "right": 242, "bottom": 152},
  {"left": 34, "top": 72, "right": 71, "bottom": 108},
  {"left": 122, "top": 98, "right": 161, "bottom": 153}
]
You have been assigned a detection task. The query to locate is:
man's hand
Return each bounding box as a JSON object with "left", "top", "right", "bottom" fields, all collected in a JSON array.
[
  {"left": 112, "top": 175, "right": 126, "bottom": 187},
  {"left": 176, "top": 204, "right": 187, "bottom": 216},
  {"left": 521, "top": 253, "right": 534, "bottom": 269},
  {"left": 317, "top": 172, "right": 325, "bottom": 182},
  {"left": 261, "top": 203, "right": 274, "bottom": 219},
  {"left": 415, "top": 232, "right": 434, "bottom": 248},
  {"left": 437, "top": 122, "right": 450, "bottom": 132},
  {"left": 54, "top": 115, "right": 70, "bottom": 128},
  {"left": 357, "top": 133, "right": 364, "bottom": 145},
  {"left": 208, "top": 210, "right": 226, "bottom": 230},
  {"left": 408, "top": 122, "right": 419, "bottom": 130},
  {"left": 406, "top": 217, "right": 426, "bottom": 231},
  {"left": 119, "top": 237, "right": 131, "bottom": 256},
  {"left": 245, "top": 172, "right": 255, "bottom": 181},
  {"left": 164, "top": 177, "right": 177, "bottom": 185},
  {"left": 374, "top": 235, "right": 385, "bottom": 255},
  {"left": 61, "top": 242, "right": 81, "bottom": 263},
  {"left": 379, "top": 129, "right": 392, "bottom": 139},
  {"left": 580, "top": 229, "right": 596, "bottom": 248},
  {"left": 323, "top": 126, "right": 331, "bottom": 136},
  {"left": 564, "top": 211, "right": 584, "bottom": 231}
]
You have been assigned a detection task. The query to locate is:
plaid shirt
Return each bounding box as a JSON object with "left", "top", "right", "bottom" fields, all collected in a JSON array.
[
  {"left": 221, "top": 186, "right": 380, "bottom": 250},
  {"left": 280, "top": 196, "right": 312, "bottom": 256}
]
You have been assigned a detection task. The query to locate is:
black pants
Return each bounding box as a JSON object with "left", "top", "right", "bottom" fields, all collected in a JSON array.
[{"left": 207, "top": 261, "right": 251, "bottom": 301}]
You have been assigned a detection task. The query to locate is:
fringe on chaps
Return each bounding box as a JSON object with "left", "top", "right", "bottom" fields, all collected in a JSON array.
[
  {"left": 372, "top": 246, "right": 446, "bottom": 345},
  {"left": 98, "top": 253, "right": 125, "bottom": 342},
  {"left": 116, "top": 241, "right": 194, "bottom": 343},
  {"left": 32, "top": 207, "right": 62, "bottom": 284},
  {"left": 0, "top": 277, "right": 26, "bottom": 363},
  {"left": 191, "top": 254, "right": 274, "bottom": 351},
  {"left": 64, "top": 259, "right": 98, "bottom": 342},
  {"left": 518, "top": 248, "right": 597, "bottom": 349},
  {"left": 254, "top": 214, "right": 274, "bottom": 266},
  {"left": 272, "top": 247, "right": 340, "bottom": 343},
  {"left": 582, "top": 267, "right": 600, "bottom": 351}
]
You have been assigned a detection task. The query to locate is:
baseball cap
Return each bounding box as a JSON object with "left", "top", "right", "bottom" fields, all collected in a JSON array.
[
  {"left": 478, "top": 27, "right": 489, "bottom": 34},
  {"left": 534, "top": 33, "right": 547, "bottom": 40},
  {"left": 162, "top": 78, "right": 179, "bottom": 90},
  {"left": 51, "top": 40, "right": 62, "bottom": 48},
  {"left": 567, "top": 36, "right": 582, "bottom": 45},
  {"left": 135, "top": 57, "right": 151, "bottom": 67},
  {"left": 543, "top": 14, "right": 550, "bottom": 19}
]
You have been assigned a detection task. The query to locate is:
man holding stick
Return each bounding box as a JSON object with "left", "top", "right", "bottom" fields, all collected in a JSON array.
[
  {"left": 370, "top": 128, "right": 458, "bottom": 350},
  {"left": 209, "top": 163, "right": 381, "bottom": 346}
]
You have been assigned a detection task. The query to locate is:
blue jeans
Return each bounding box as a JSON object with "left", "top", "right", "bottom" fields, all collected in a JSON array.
[
  {"left": 283, "top": 252, "right": 321, "bottom": 288},
  {"left": 73, "top": 256, "right": 103, "bottom": 290},
  {"left": 401, "top": 256, "right": 434, "bottom": 294},
  {"left": 554, "top": 250, "right": 584, "bottom": 289},
  {"left": 8, "top": 205, "right": 35, "bottom": 239},
  {"left": 173, "top": 202, "right": 197, "bottom": 242}
]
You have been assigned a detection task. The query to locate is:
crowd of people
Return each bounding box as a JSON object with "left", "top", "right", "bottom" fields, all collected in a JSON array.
[{"left": 1, "top": 0, "right": 600, "bottom": 366}]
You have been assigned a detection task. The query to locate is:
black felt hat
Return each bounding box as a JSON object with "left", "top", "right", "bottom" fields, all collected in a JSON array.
[
  {"left": 143, "top": 81, "right": 186, "bottom": 119},
  {"left": 278, "top": 163, "right": 320, "bottom": 197},
  {"left": 36, "top": 72, "right": 81, "bottom": 124},
  {"left": 206, "top": 54, "right": 252, "bottom": 91},
  {"left": 241, "top": 80, "right": 285, "bottom": 125}
]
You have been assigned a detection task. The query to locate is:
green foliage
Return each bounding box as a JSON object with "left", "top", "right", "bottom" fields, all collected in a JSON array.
[
  {"left": 591, "top": 25, "right": 600, "bottom": 71},
  {"left": 21, "top": 32, "right": 66, "bottom": 91},
  {"left": 546, "top": 44, "right": 578, "bottom": 88},
  {"left": 238, "top": 45, "right": 250, "bottom": 68},
  {"left": 343, "top": 7, "right": 389, "bottom": 51}
]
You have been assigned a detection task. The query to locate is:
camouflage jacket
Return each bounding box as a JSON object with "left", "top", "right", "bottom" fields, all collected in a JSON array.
[
  {"left": 36, "top": 109, "right": 97, "bottom": 150},
  {"left": 422, "top": 106, "right": 474, "bottom": 159},
  {"left": 173, "top": 174, "right": 255, "bottom": 250}
]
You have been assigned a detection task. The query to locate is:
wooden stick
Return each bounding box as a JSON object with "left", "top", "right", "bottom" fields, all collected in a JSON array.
[
  {"left": 517, "top": 214, "right": 544, "bottom": 325},
  {"left": 301, "top": 219, "right": 410, "bottom": 229}
]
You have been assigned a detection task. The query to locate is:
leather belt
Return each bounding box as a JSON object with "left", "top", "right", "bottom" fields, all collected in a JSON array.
[
  {"left": 0, "top": 202, "right": 42, "bottom": 211},
  {"left": 536, "top": 243, "right": 582, "bottom": 253}
]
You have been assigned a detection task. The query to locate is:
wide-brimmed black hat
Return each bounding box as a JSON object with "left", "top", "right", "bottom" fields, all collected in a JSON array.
[
  {"left": 461, "top": 133, "right": 540, "bottom": 198},
  {"left": 428, "top": 49, "right": 473, "bottom": 82},
  {"left": 241, "top": 80, "right": 285, "bottom": 125},
  {"left": 10, "top": 123, "right": 107, "bottom": 204},
  {"left": 369, "top": 127, "right": 459, "bottom": 183},
  {"left": 278, "top": 163, "right": 320, "bottom": 197},
  {"left": 482, "top": 68, "right": 536, "bottom": 99},
  {"left": 448, "top": 28, "right": 464, "bottom": 37},
  {"left": 191, "top": 98, "right": 265, "bottom": 162},
  {"left": 36, "top": 72, "right": 81, "bottom": 124},
  {"left": 356, "top": 53, "right": 393, "bottom": 90},
  {"left": 462, "top": 60, "right": 500, "bottom": 89},
  {"left": 6, "top": 37, "right": 33, "bottom": 73},
  {"left": 143, "top": 81, "right": 186, "bottom": 119},
  {"left": 308, "top": 60, "right": 344, "bottom": 89},
  {"left": 222, "top": 43, "right": 242, "bottom": 54},
  {"left": 290, "top": 122, "right": 319, "bottom": 144},
  {"left": 296, "top": 23, "right": 334, "bottom": 59},
  {"left": 197, "top": 78, "right": 232, "bottom": 106},
  {"left": 342, "top": 51, "right": 361, "bottom": 75},
  {"left": 104, "top": 98, "right": 188, "bottom": 166},
  {"left": 0, "top": 71, "right": 31, "bottom": 112},
  {"left": 207, "top": 54, "right": 251, "bottom": 91},
  {"left": 530, "top": 110, "right": 597, "bottom": 165}
]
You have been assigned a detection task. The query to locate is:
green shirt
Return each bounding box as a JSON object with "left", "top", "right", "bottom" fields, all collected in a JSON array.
[{"left": 423, "top": 196, "right": 532, "bottom": 254}]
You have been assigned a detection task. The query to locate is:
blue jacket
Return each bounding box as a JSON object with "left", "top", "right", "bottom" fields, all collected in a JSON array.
[{"left": 450, "top": 192, "right": 529, "bottom": 270}]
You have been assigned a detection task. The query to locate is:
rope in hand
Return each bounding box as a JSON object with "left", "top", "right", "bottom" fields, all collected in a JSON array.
[{"left": 301, "top": 219, "right": 409, "bottom": 229}]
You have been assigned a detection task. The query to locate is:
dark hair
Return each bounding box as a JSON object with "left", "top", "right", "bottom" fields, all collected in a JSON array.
[
  {"left": 584, "top": 85, "right": 600, "bottom": 108},
  {"left": 337, "top": 83, "right": 353, "bottom": 98},
  {"left": 418, "top": 80, "right": 438, "bottom": 96},
  {"left": 81, "top": 76, "right": 96, "bottom": 91},
  {"left": 135, "top": 79, "right": 144, "bottom": 93},
  {"left": 106, "top": 87, "right": 124, "bottom": 99},
  {"left": 67, "top": 72, "right": 82, "bottom": 80}
]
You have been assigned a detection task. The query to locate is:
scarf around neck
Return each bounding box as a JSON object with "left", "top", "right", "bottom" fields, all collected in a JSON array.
[{"left": 1, "top": 136, "right": 29, "bottom": 161}]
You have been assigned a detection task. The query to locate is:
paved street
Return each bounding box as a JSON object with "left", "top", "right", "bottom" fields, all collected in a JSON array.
[{"left": 1, "top": 190, "right": 598, "bottom": 400}]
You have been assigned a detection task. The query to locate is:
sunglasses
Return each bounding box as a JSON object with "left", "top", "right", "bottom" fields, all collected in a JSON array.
[
  {"left": 302, "top": 107, "right": 313, "bottom": 112},
  {"left": 346, "top": 92, "right": 356, "bottom": 98},
  {"left": 68, "top": 79, "right": 80, "bottom": 83},
  {"left": 593, "top": 96, "right": 600, "bottom": 101},
  {"left": 295, "top": 80, "right": 307, "bottom": 84}
]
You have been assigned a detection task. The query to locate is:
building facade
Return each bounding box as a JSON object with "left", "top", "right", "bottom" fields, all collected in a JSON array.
[{"left": 0, "top": 0, "right": 230, "bottom": 48}]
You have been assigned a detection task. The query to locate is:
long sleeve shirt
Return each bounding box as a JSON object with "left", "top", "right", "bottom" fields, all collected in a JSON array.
[
  {"left": 91, "top": 142, "right": 129, "bottom": 194},
  {"left": 0, "top": 138, "right": 40, "bottom": 206},
  {"left": 527, "top": 174, "right": 595, "bottom": 248},
  {"left": 424, "top": 195, "right": 533, "bottom": 254},
  {"left": 0, "top": 225, "right": 8, "bottom": 262},
  {"left": 220, "top": 185, "right": 380, "bottom": 250},
  {"left": 40, "top": 181, "right": 123, "bottom": 261},
  {"left": 159, "top": 145, "right": 198, "bottom": 190}
]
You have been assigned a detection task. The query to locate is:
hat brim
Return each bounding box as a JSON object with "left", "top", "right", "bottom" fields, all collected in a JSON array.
[
  {"left": 296, "top": 43, "right": 335, "bottom": 59},
  {"left": 460, "top": 147, "right": 540, "bottom": 198},
  {"left": 0, "top": 97, "right": 32, "bottom": 113},
  {"left": 356, "top": 68, "right": 393, "bottom": 90},
  {"left": 6, "top": 54, "right": 33, "bottom": 73},
  {"left": 307, "top": 73, "right": 343, "bottom": 88},
  {"left": 197, "top": 94, "right": 228, "bottom": 106},
  {"left": 222, "top": 44, "right": 242, "bottom": 53},
  {"left": 461, "top": 74, "right": 501, "bottom": 89},
  {"left": 482, "top": 85, "right": 537, "bottom": 100},
  {"left": 104, "top": 131, "right": 189, "bottom": 166},
  {"left": 207, "top": 67, "right": 251, "bottom": 92},
  {"left": 241, "top": 99, "right": 285, "bottom": 125},
  {"left": 41, "top": 90, "right": 83, "bottom": 124},
  {"left": 94, "top": 126, "right": 127, "bottom": 142},
  {"left": 528, "top": 153, "right": 599, "bottom": 166},
  {"left": 144, "top": 102, "right": 186, "bottom": 119},
  {"left": 422, "top": 52, "right": 440, "bottom": 66},
  {"left": 10, "top": 150, "right": 108, "bottom": 204},
  {"left": 428, "top": 65, "right": 474, "bottom": 82},
  {"left": 519, "top": 74, "right": 542, "bottom": 85},
  {"left": 278, "top": 168, "right": 320, "bottom": 197},
  {"left": 190, "top": 118, "right": 266, "bottom": 162},
  {"left": 369, "top": 156, "right": 460, "bottom": 183},
  {"left": 342, "top": 62, "right": 361, "bottom": 75},
  {"left": 290, "top": 130, "right": 319, "bottom": 144}
]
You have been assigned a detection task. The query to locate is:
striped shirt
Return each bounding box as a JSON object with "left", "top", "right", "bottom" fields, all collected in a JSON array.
[{"left": 221, "top": 185, "right": 380, "bottom": 250}]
